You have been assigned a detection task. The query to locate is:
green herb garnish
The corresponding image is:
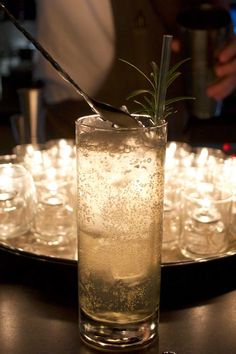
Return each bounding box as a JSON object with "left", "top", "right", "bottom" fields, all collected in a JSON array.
[{"left": 120, "top": 58, "right": 194, "bottom": 123}]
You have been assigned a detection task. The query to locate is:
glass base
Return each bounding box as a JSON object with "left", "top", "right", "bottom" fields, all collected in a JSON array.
[
  {"left": 79, "top": 309, "right": 159, "bottom": 351},
  {"left": 180, "top": 245, "right": 227, "bottom": 260}
]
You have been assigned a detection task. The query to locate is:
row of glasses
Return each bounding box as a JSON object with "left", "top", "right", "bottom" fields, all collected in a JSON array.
[
  {"left": 220, "top": 156, "right": 236, "bottom": 241},
  {"left": 163, "top": 142, "right": 192, "bottom": 250},
  {"left": 1, "top": 140, "right": 235, "bottom": 260},
  {"left": 180, "top": 166, "right": 232, "bottom": 259},
  {"left": 1, "top": 139, "right": 77, "bottom": 247},
  {"left": 164, "top": 142, "right": 235, "bottom": 259},
  {"left": 0, "top": 163, "right": 36, "bottom": 239}
]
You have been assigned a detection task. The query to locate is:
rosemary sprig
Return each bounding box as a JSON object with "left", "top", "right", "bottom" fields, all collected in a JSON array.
[{"left": 120, "top": 58, "right": 194, "bottom": 122}]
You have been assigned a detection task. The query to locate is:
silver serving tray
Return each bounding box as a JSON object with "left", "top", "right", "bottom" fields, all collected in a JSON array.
[{"left": 1, "top": 232, "right": 236, "bottom": 268}]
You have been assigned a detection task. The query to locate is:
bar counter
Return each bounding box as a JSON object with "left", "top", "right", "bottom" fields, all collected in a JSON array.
[{"left": 0, "top": 246, "right": 236, "bottom": 354}]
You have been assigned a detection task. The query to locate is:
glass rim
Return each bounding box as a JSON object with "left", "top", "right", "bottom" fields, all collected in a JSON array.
[
  {"left": 75, "top": 114, "right": 167, "bottom": 131},
  {"left": 183, "top": 189, "right": 232, "bottom": 204}
]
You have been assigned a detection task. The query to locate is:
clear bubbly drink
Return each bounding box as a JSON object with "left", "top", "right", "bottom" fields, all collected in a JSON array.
[{"left": 76, "top": 115, "right": 166, "bottom": 349}]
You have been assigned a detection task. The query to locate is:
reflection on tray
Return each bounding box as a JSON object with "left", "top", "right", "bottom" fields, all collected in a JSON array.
[
  {"left": 0, "top": 232, "right": 77, "bottom": 263},
  {"left": 1, "top": 232, "right": 236, "bottom": 266}
]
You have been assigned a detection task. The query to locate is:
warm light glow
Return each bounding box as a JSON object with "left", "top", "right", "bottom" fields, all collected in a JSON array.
[{"left": 196, "top": 147, "right": 208, "bottom": 166}]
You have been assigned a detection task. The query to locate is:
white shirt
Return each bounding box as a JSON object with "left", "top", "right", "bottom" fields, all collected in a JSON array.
[{"left": 35, "top": 0, "right": 115, "bottom": 103}]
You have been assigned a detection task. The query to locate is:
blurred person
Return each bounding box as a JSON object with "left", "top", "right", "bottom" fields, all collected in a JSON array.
[
  {"left": 206, "top": 32, "right": 236, "bottom": 100},
  {"left": 34, "top": 0, "right": 234, "bottom": 141}
]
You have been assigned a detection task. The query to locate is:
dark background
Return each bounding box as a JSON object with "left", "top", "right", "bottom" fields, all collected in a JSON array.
[{"left": 0, "top": 0, "right": 236, "bottom": 154}]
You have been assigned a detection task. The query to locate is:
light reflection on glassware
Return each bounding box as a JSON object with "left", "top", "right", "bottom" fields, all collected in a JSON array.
[
  {"left": 2, "top": 141, "right": 235, "bottom": 260},
  {"left": 0, "top": 164, "right": 36, "bottom": 239}
]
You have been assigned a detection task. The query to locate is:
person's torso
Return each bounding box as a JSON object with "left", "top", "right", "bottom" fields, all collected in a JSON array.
[{"left": 35, "top": 0, "right": 186, "bottom": 106}]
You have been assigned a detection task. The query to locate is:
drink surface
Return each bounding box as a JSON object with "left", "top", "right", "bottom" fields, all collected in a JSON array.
[{"left": 77, "top": 121, "right": 165, "bottom": 324}]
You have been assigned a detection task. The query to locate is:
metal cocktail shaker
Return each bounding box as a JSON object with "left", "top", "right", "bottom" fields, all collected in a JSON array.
[
  {"left": 11, "top": 87, "right": 45, "bottom": 144},
  {"left": 177, "top": 4, "right": 232, "bottom": 119}
]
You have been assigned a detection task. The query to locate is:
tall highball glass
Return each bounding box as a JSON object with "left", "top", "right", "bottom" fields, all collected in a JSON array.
[{"left": 76, "top": 115, "right": 167, "bottom": 350}]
